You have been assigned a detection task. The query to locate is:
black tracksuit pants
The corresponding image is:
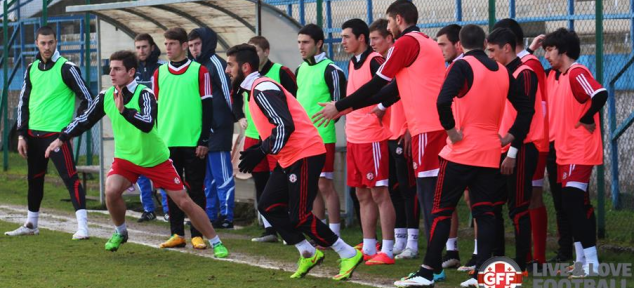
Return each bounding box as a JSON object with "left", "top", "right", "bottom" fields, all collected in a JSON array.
[
  {"left": 166, "top": 147, "right": 207, "bottom": 238},
  {"left": 26, "top": 131, "right": 86, "bottom": 212},
  {"left": 257, "top": 154, "right": 338, "bottom": 246}
]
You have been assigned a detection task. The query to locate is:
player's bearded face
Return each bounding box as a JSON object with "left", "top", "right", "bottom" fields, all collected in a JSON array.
[{"left": 231, "top": 66, "right": 246, "bottom": 94}]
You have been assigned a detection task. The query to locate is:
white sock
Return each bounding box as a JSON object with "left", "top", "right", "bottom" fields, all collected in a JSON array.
[
  {"left": 574, "top": 242, "right": 586, "bottom": 264},
  {"left": 331, "top": 237, "right": 357, "bottom": 259},
  {"left": 262, "top": 216, "right": 272, "bottom": 229},
  {"left": 209, "top": 235, "right": 222, "bottom": 247},
  {"left": 329, "top": 223, "right": 341, "bottom": 237},
  {"left": 363, "top": 238, "right": 377, "bottom": 256},
  {"left": 406, "top": 228, "right": 419, "bottom": 251},
  {"left": 583, "top": 246, "right": 599, "bottom": 274},
  {"left": 320, "top": 218, "right": 327, "bottom": 224},
  {"left": 446, "top": 237, "right": 458, "bottom": 251},
  {"left": 27, "top": 211, "right": 39, "bottom": 228},
  {"left": 394, "top": 228, "right": 407, "bottom": 251},
  {"left": 381, "top": 239, "right": 395, "bottom": 258},
  {"left": 75, "top": 209, "right": 88, "bottom": 232},
  {"left": 295, "top": 240, "right": 316, "bottom": 258},
  {"left": 115, "top": 223, "right": 127, "bottom": 235},
  {"left": 473, "top": 239, "right": 478, "bottom": 255}
]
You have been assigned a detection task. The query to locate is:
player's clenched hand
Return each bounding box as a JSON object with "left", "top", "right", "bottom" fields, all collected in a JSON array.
[{"left": 239, "top": 143, "right": 266, "bottom": 173}]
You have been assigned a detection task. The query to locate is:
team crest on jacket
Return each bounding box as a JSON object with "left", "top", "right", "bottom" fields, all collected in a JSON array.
[
  {"left": 396, "top": 147, "right": 403, "bottom": 155},
  {"left": 289, "top": 174, "right": 297, "bottom": 183},
  {"left": 366, "top": 173, "right": 374, "bottom": 180},
  {"left": 413, "top": 162, "right": 418, "bottom": 170},
  {"left": 174, "top": 177, "right": 181, "bottom": 184},
  {"left": 562, "top": 172, "right": 568, "bottom": 180}
]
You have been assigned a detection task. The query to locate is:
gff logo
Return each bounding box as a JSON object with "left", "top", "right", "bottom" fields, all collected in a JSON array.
[{"left": 477, "top": 257, "right": 527, "bottom": 288}]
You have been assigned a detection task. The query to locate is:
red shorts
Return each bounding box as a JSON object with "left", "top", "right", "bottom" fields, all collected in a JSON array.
[
  {"left": 557, "top": 164, "right": 594, "bottom": 191},
  {"left": 347, "top": 141, "right": 389, "bottom": 188},
  {"left": 108, "top": 158, "right": 185, "bottom": 191},
  {"left": 321, "top": 143, "right": 336, "bottom": 179},
  {"left": 411, "top": 131, "right": 445, "bottom": 178},
  {"left": 532, "top": 152, "right": 548, "bottom": 186},
  {"left": 244, "top": 136, "right": 277, "bottom": 172}
]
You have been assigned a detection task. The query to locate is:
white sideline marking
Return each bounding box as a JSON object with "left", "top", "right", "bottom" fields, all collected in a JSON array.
[{"left": 0, "top": 205, "right": 389, "bottom": 288}]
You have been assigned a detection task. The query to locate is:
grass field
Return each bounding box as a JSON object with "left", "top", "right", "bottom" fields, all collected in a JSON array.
[
  {"left": 1, "top": 152, "right": 634, "bottom": 287},
  {"left": 2, "top": 217, "right": 633, "bottom": 288},
  {"left": 0, "top": 220, "right": 368, "bottom": 288}
]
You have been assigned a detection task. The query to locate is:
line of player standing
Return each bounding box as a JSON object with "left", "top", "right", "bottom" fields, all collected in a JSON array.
[{"left": 6, "top": 0, "right": 606, "bottom": 286}]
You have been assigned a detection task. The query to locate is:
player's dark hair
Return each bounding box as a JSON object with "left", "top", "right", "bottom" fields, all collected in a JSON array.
[
  {"left": 226, "top": 44, "right": 260, "bottom": 72},
  {"left": 459, "top": 24, "right": 486, "bottom": 50},
  {"left": 487, "top": 28, "right": 517, "bottom": 51},
  {"left": 542, "top": 28, "right": 581, "bottom": 60}
]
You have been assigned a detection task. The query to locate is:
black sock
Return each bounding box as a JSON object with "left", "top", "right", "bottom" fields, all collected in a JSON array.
[
  {"left": 265, "top": 227, "right": 277, "bottom": 235},
  {"left": 415, "top": 266, "right": 434, "bottom": 280}
]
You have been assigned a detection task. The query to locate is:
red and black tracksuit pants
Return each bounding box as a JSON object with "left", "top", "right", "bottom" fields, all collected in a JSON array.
[
  {"left": 26, "top": 130, "right": 86, "bottom": 212},
  {"left": 422, "top": 158, "right": 500, "bottom": 275},
  {"left": 492, "top": 143, "right": 538, "bottom": 271},
  {"left": 257, "top": 154, "right": 338, "bottom": 246}
]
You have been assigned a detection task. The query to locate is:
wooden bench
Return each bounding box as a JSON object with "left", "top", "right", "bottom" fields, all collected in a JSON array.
[{"left": 75, "top": 165, "right": 100, "bottom": 189}]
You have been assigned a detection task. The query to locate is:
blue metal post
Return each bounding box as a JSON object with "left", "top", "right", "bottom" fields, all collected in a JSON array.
[
  {"left": 19, "top": 0, "right": 25, "bottom": 75},
  {"left": 12, "top": 3, "right": 18, "bottom": 70},
  {"left": 2, "top": 0, "right": 10, "bottom": 170},
  {"left": 510, "top": 0, "right": 516, "bottom": 19},
  {"left": 79, "top": 19, "right": 84, "bottom": 68},
  {"left": 287, "top": 4, "right": 292, "bottom": 17},
  {"left": 56, "top": 24, "right": 61, "bottom": 42},
  {"left": 595, "top": 0, "right": 605, "bottom": 239},
  {"left": 630, "top": 0, "right": 634, "bottom": 47},
  {"left": 75, "top": 18, "right": 85, "bottom": 159},
  {"left": 456, "top": 0, "right": 462, "bottom": 21},
  {"left": 299, "top": 0, "right": 305, "bottom": 25},
  {"left": 326, "top": 0, "right": 333, "bottom": 57},
  {"left": 568, "top": 0, "right": 575, "bottom": 31},
  {"left": 85, "top": 0, "right": 92, "bottom": 165},
  {"left": 608, "top": 84, "right": 621, "bottom": 209},
  {"left": 367, "top": 0, "right": 373, "bottom": 24}
]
